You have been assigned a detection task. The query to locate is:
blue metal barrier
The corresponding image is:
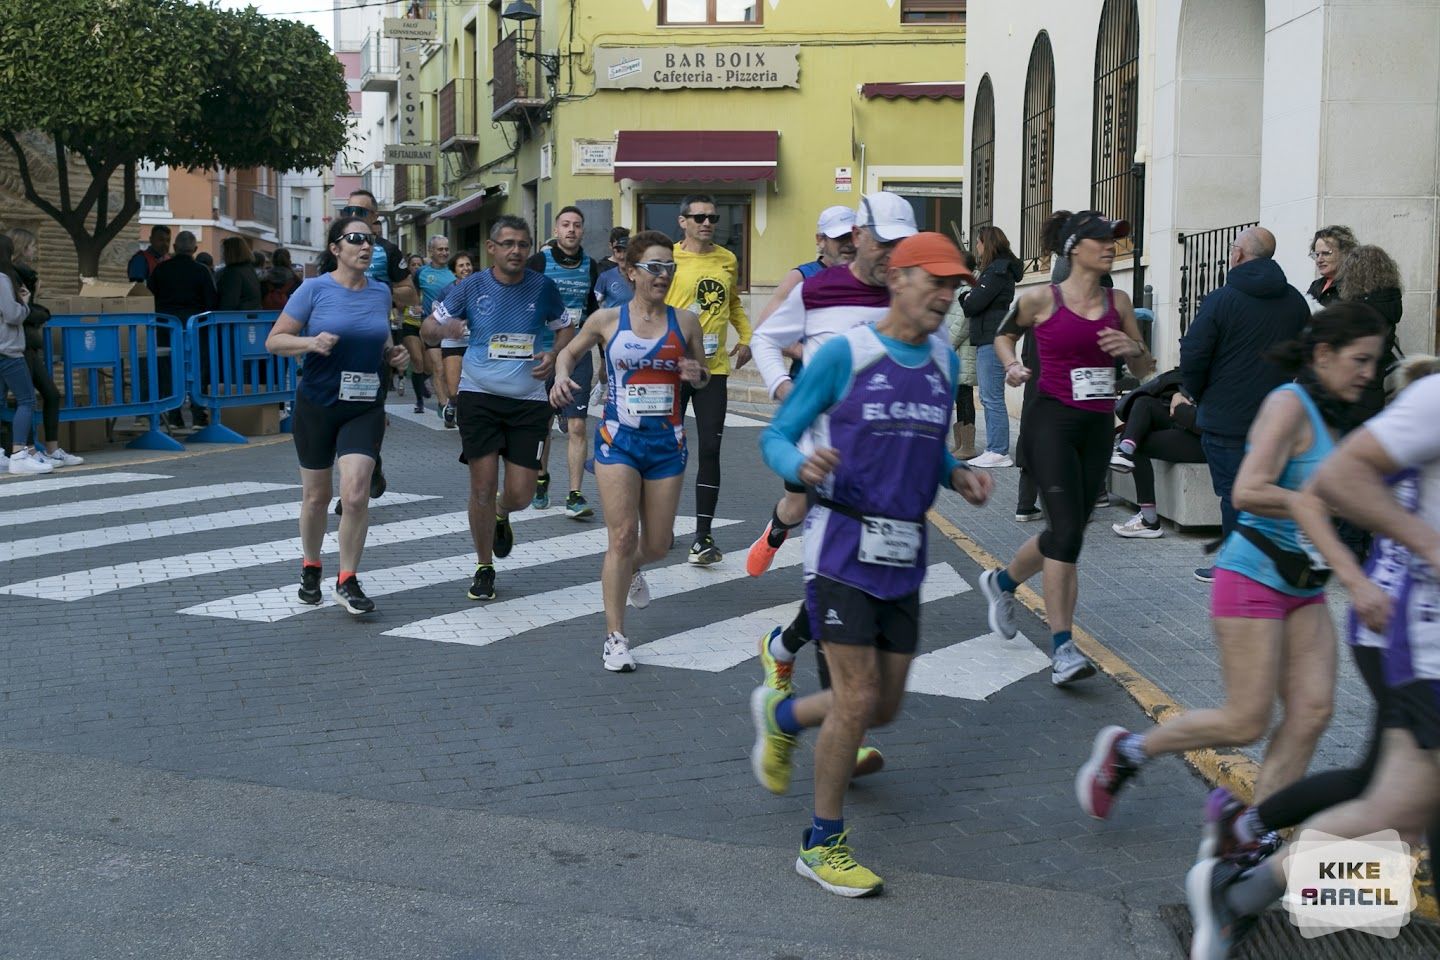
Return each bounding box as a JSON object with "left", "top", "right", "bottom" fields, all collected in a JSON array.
[{"left": 185, "top": 311, "right": 297, "bottom": 444}]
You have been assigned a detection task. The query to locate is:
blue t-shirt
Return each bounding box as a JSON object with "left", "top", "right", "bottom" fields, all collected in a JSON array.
[
  {"left": 415, "top": 263, "right": 457, "bottom": 314},
  {"left": 284, "top": 273, "right": 394, "bottom": 406},
  {"left": 437, "top": 268, "right": 568, "bottom": 402},
  {"left": 595, "top": 265, "right": 634, "bottom": 309}
]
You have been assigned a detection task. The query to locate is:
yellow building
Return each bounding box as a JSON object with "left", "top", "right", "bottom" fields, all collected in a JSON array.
[{"left": 397, "top": 0, "right": 966, "bottom": 300}]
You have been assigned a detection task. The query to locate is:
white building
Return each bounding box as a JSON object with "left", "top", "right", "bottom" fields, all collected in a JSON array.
[{"left": 965, "top": 0, "right": 1439, "bottom": 368}]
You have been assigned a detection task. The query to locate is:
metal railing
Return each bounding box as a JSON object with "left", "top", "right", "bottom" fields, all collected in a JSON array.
[
  {"left": 360, "top": 31, "right": 398, "bottom": 82},
  {"left": 392, "top": 165, "right": 436, "bottom": 205},
  {"left": 492, "top": 34, "right": 544, "bottom": 118},
  {"left": 1176, "top": 221, "right": 1258, "bottom": 334},
  {"left": 439, "top": 78, "right": 478, "bottom": 148},
  {"left": 237, "top": 189, "right": 278, "bottom": 228}
]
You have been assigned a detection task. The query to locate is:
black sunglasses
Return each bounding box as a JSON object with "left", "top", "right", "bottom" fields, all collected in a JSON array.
[
  {"left": 339, "top": 232, "right": 375, "bottom": 246},
  {"left": 684, "top": 213, "right": 720, "bottom": 224},
  {"left": 339, "top": 205, "right": 374, "bottom": 218}
]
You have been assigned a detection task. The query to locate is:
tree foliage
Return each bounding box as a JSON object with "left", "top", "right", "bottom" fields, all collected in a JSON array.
[{"left": 0, "top": 0, "right": 351, "bottom": 276}]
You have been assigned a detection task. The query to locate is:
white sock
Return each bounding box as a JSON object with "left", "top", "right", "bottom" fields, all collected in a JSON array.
[{"left": 769, "top": 633, "right": 795, "bottom": 663}]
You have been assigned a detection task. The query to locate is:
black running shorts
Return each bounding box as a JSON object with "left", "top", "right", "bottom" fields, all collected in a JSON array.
[
  {"left": 441, "top": 345, "right": 468, "bottom": 359},
  {"left": 805, "top": 575, "right": 921, "bottom": 656},
  {"left": 456, "top": 390, "right": 551, "bottom": 470},
  {"left": 291, "top": 392, "right": 385, "bottom": 470}
]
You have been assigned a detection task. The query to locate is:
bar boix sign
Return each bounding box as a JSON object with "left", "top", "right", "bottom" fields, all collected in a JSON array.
[{"left": 594, "top": 45, "right": 799, "bottom": 91}]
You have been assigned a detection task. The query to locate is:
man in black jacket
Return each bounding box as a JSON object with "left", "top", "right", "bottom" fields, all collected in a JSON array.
[
  {"left": 148, "top": 231, "right": 218, "bottom": 427},
  {"left": 1179, "top": 226, "right": 1308, "bottom": 581}
]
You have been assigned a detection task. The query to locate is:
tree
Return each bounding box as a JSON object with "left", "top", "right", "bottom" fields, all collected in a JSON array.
[{"left": 0, "top": 0, "right": 351, "bottom": 278}]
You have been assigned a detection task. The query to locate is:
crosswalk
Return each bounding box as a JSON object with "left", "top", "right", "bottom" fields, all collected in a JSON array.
[{"left": 0, "top": 466, "right": 1048, "bottom": 700}]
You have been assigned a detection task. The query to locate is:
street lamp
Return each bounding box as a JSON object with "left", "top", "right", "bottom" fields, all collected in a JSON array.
[{"left": 501, "top": 0, "right": 560, "bottom": 85}]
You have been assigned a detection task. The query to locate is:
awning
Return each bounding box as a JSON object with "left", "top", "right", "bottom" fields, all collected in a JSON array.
[
  {"left": 434, "top": 184, "right": 506, "bottom": 220},
  {"left": 860, "top": 82, "right": 965, "bottom": 101},
  {"left": 613, "top": 130, "right": 779, "bottom": 183}
]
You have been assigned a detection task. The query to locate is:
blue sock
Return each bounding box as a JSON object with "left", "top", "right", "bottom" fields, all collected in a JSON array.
[
  {"left": 808, "top": 815, "right": 845, "bottom": 848},
  {"left": 1052, "top": 629, "right": 1072, "bottom": 652},
  {"left": 774, "top": 696, "right": 803, "bottom": 735},
  {"left": 996, "top": 569, "right": 1020, "bottom": 593}
]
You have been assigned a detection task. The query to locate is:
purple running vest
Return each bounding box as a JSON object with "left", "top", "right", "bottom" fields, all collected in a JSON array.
[{"left": 1035, "top": 284, "right": 1121, "bottom": 414}]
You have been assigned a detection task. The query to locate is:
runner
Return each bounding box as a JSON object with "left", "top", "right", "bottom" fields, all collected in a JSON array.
[
  {"left": 414, "top": 235, "right": 456, "bottom": 425},
  {"left": 527, "top": 206, "right": 602, "bottom": 517},
  {"left": 1076, "top": 303, "right": 1385, "bottom": 822},
  {"left": 437, "top": 250, "right": 475, "bottom": 429},
  {"left": 1187, "top": 363, "right": 1440, "bottom": 960},
  {"left": 665, "top": 194, "right": 753, "bottom": 565},
  {"left": 754, "top": 205, "right": 858, "bottom": 328},
  {"left": 264, "top": 216, "right": 409, "bottom": 615},
  {"left": 548, "top": 230, "right": 709, "bottom": 672},
  {"left": 594, "top": 230, "right": 633, "bottom": 310},
  {"left": 977, "top": 210, "right": 1153, "bottom": 686},
  {"left": 748, "top": 232, "right": 992, "bottom": 897},
  {"left": 421, "top": 215, "right": 570, "bottom": 602}
]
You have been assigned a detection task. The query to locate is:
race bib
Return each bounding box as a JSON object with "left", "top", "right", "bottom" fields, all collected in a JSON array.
[
  {"left": 338, "top": 371, "right": 380, "bottom": 402},
  {"left": 1070, "top": 366, "right": 1115, "bottom": 401},
  {"left": 564, "top": 307, "right": 582, "bottom": 328},
  {"left": 488, "top": 333, "right": 535, "bottom": 361},
  {"left": 623, "top": 382, "right": 676, "bottom": 417},
  {"left": 857, "top": 516, "right": 923, "bottom": 568},
  {"left": 703, "top": 333, "right": 720, "bottom": 358}
]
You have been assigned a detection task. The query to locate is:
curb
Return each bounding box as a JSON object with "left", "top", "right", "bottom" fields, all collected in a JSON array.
[
  {"left": 0, "top": 433, "right": 293, "bottom": 481},
  {"left": 926, "top": 507, "right": 1437, "bottom": 920}
]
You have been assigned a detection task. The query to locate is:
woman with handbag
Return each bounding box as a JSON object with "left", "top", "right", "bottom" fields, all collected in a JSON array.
[
  {"left": 8, "top": 229, "right": 82, "bottom": 468},
  {"left": 1076, "top": 303, "right": 1388, "bottom": 821}
]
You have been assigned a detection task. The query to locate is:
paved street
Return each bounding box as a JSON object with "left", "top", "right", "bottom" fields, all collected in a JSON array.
[{"left": 0, "top": 403, "right": 1255, "bottom": 958}]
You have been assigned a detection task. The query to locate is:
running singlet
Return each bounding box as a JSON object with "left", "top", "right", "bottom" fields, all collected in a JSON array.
[
  {"left": 1215, "top": 384, "right": 1336, "bottom": 596},
  {"left": 436, "top": 268, "right": 568, "bottom": 402},
  {"left": 415, "top": 263, "right": 456, "bottom": 314},
  {"left": 795, "top": 259, "right": 826, "bottom": 280},
  {"left": 600, "top": 305, "right": 688, "bottom": 446},
  {"left": 752, "top": 263, "right": 890, "bottom": 397},
  {"left": 543, "top": 246, "right": 592, "bottom": 331},
  {"left": 1035, "top": 285, "right": 1122, "bottom": 413},
  {"left": 283, "top": 273, "right": 393, "bottom": 406}
]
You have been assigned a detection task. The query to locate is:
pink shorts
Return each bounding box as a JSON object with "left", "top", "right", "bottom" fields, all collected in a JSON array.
[{"left": 1211, "top": 567, "right": 1326, "bottom": 620}]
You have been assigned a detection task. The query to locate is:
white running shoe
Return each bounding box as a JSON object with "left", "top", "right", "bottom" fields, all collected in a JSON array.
[
  {"left": 603, "top": 632, "right": 637, "bottom": 672},
  {"left": 966, "top": 451, "right": 1013, "bottom": 469},
  {"left": 45, "top": 447, "right": 84, "bottom": 467},
  {"left": 1052, "top": 640, "right": 1097, "bottom": 686},
  {"left": 1112, "top": 512, "right": 1163, "bottom": 539},
  {"left": 1109, "top": 449, "right": 1135, "bottom": 473},
  {"left": 628, "top": 571, "right": 651, "bottom": 609},
  {"left": 8, "top": 449, "right": 53, "bottom": 475},
  {"left": 978, "top": 569, "right": 1019, "bottom": 639},
  {"left": 0, "top": 450, "right": 8, "bottom": 470}
]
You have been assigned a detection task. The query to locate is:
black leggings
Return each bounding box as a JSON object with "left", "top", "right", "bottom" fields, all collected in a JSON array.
[
  {"left": 681, "top": 374, "right": 727, "bottom": 539},
  {"left": 1256, "top": 644, "right": 1440, "bottom": 902},
  {"left": 25, "top": 349, "right": 59, "bottom": 445},
  {"left": 779, "top": 600, "right": 831, "bottom": 689},
  {"left": 1122, "top": 395, "right": 1205, "bottom": 504},
  {"left": 955, "top": 384, "right": 976, "bottom": 427},
  {"left": 1020, "top": 395, "right": 1112, "bottom": 563}
]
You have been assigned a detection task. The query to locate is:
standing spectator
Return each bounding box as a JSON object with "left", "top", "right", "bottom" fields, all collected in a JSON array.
[
  {"left": 1179, "top": 226, "right": 1309, "bottom": 582},
  {"left": 127, "top": 225, "right": 171, "bottom": 283},
  {"left": 195, "top": 251, "right": 217, "bottom": 287},
  {"left": 945, "top": 255, "right": 979, "bottom": 459},
  {"left": 1305, "top": 224, "right": 1357, "bottom": 309},
  {"left": 149, "top": 231, "right": 219, "bottom": 428},
  {"left": 217, "top": 237, "right": 262, "bottom": 311},
  {"left": 1337, "top": 244, "right": 1403, "bottom": 420},
  {"left": 261, "top": 248, "right": 302, "bottom": 310},
  {"left": 960, "top": 225, "right": 1024, "bottom": 467},
  {"left": 0, "top": 234, "right": 50, "bottom": 474},
  {"left": 7, "top": 228, "right": 81, "bottom": 468}
]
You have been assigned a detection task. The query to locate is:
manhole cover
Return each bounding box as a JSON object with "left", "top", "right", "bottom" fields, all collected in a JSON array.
[{"left": 1161, "top": 904, "right": 1440, "bottom": 958}]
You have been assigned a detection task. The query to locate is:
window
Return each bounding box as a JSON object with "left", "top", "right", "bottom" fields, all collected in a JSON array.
[
  {"left": 1092, "top": 0, "right": 1139, "bottom": 257},
  {"left": 969, "top": 74, "right": 995, "bottom": 236},
  {"left": 638, "top": 192, "right": 752, "bottom": 291},
  {"left": 1020, "top": 31, "right": 1056, "bottom": 273},
  {"left": 900, "top": 0, "right": 965, "bottom": 24},
  {"left": 885, "top": 183, "right": 964, "bottom": 240},
  {"left": 290, "top": 195, "right": 306, "bottom": 246},
  {"left": 139, "top": 162, "right": 169, "bottom": 212},
  {"left": 660, "top": 0, "right": 762, "bottom": 26}
]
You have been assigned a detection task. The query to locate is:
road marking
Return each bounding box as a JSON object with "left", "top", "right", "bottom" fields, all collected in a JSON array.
[
  {"left": 686, "top": 411, "right": 767, "bottom": 428},
  {"left": 0, "top": 472, "right": 172, "bottom": 499},
  {"left": 383, "top": 520, "right": 774, "bottom": 646},
  {"left": 178, "top": 517, "right": 724, "bottom": 622},
  {"left": 0, "top": 506, "right": 552, "bottom": 602},
  {"left": 632, "top": 562, "right": 971, "bottom": 672},
  {"left": 906, "top": 629, "right": 1050, "bottom": 701},
  {"left": 384, "top": 403, "right": 450, "bottom": 431},
  {"left": 0, "top": 493, "right": 438, "bottom": 564},
  {"left": 0, "top": 482, "right": 296, "bottom": 527}
]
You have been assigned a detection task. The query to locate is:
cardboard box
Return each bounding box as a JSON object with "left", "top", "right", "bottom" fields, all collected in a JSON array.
[
  {"left": 60, "top": 417, "right": 110, "bottom": 453},
  {"left": 221, "top": 403, "right": 281, "bottom": 437},
  {"left": 60, "top": 280, "right": 153, "bottom": 317}
]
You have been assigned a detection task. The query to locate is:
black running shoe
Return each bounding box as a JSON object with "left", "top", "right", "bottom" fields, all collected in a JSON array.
[
  {"left": 332, "top": 577, "right": 375, "bottom": 615},
  {"left": 494, "top": 512, "right": 515, "bottom": 559},
  {"left": 468, "top": 564, "right": 496, "bottom": 601},
  {"left": 370, "top": 466, "right": 387, "bottom": 500},
  {"left": 443, "top": 403, "right": 456, "bottom": 429},
  {"left": 688, "top": 535, "right": 723, "bottom": 566},
  {"left": 334, "top": 498, "right": 343, "bottom": 517},
  {"left": 298, "top": 565, "right": 323, "bottom": 605}
]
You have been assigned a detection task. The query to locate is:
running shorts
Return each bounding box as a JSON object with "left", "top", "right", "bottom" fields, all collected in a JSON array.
[
  {"left": 806, "top": 575, "right": 921, "bottom": 656},
  {"left": 557, "top": 350, "right": 595, "bottom": 420},
  {"left": 594, "top": 426, "right": 687, "bottom": 480},
  {"left": 1384, "top": 680, "right": 1440, "bottom": 750},
  {"left": 1211, "top": 568, "right": 1327, "bottom": 620},
  {"left": 456, "top": 390, "right": 551, "bottom": 470},
  {"left": 292, "top": 392, "right": 385, "bottom": 470},
  {"left": 441, "top": 345, "right": 468, "bottom": 359}
]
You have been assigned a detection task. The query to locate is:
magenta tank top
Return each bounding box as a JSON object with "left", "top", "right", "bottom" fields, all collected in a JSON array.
[{"left": 1035, "top": 284, "right": 1122, "bottom": 413}]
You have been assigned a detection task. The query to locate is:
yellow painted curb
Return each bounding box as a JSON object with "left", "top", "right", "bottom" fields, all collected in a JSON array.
[{"left": 927, "top": 507, "right": 1437, "bottom": 919}]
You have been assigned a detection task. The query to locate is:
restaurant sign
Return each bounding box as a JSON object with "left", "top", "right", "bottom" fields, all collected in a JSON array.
[{"left": 594, "top": 45, "right": 799, "bottom": 91}]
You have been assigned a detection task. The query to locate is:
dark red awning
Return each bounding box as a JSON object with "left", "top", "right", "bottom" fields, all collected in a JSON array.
[
  {"left": 860, "top": 82, "right": 965, "bottom": 101},
  {"left": 613, "top": 130, "right": 779, "bottom": 183}
]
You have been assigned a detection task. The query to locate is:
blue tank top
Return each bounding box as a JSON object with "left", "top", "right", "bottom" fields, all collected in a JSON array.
[
  {"left": 796, "top": 259, "right": 826, "bottom": 279},
  {"left": 601, "top": 305, "right": 688, "bottom": 442},
  {"left": 1216, "top": 383, "right": 1336, "bottom": 595},
  {"left": 542, "top": 247, "right": 591, "bottom": 329}
]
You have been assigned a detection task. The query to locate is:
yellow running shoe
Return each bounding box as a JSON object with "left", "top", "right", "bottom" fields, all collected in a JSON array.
[
  {"left": 795, "top": 830, "right": 884, "bottom": 897},
  {"left": 852, "top": 745, "right": 885, "bottom": 779},
  {"left": 749, "top": 685, "right": 797, "bottom": 795},
  {"left": 757, "top": 626, "right": 794, "bottom": 696}
]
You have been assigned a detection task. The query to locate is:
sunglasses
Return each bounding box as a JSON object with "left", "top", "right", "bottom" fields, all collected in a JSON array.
[
  {"left": 339, "top": 233, "right": 375, "bottom": 246},
  {"left": 684, "top": 213, "right": 720, "bottom": 224},
  {"left": 633, "top": 260, "right": 677, "bottom": 277},
  {"left": 339, "top": 205, "right": 373, "bottom": 218}
]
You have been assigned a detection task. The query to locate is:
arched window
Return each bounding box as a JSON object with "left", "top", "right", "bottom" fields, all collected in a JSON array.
[
  {"left": 1020, "top": 32, "right": 1055, "bottom": 272},
  {"left": 1092, "top": 0, "right": 1139, "bottom": 255},
  {"left": 969, "top": 74, "right": 995, "bottom": 237}
]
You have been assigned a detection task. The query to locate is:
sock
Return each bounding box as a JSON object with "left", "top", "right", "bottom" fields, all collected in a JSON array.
[
  {"left": 781, "top": 605, "right": 811, "bottom": 655},
  {"left": 1118, "top": 733, "right": 1149, "bottom": 766},
  {"left": 1235, "top": 807, "right": 1264, "bottom": 845},
  {"left": 410, "top": 372, "right": 426, "bottom": 398},
  {"left": 774, "top": 697, "right": 803, "bottom": 736},
  {"left": 1051, "top": 629, "right": 1072, "bottom": 653},
  {"left": 536, "top": 472, "right": 549, "bottom": 486},
  {"left": 766, "top": 506, "right": 798, "bottom": 547},
  {"left": 476, "top": 563, "right": 494, "bottom": 572},
  {"left": 569, "top": 490, "right": 582, "bottom": 499},
  {"left": 1225, "top": 862, "right": 1286, "bottom": 917},
  {"left": 337, "top": 569, "right": 356, "bottom": 585},
  {"left": 769, "top": 631, "right": 796, "bottom": 663},
  {"left": 808, "top": 815, "right": 845, "bottom": 848},
  {"left": 996, "top": 569, "right": 1020, "bottom": 593},
  {"left": 1140, "top": 504, "right": 1158, "bottom": 524},
  {"left": 302, "top": 559, "right": 322, "bottom": 570},
  {"left": 1118, "top": 439, "right": 1136, "bottom": 456}
]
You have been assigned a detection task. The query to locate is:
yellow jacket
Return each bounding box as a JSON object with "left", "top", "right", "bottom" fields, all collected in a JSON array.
[{"left": 665, "top": 243, "right": 751, "bottom": 375}]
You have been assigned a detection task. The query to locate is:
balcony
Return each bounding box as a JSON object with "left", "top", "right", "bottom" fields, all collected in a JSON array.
[
  {"left": 360, "top": 31, "right": 399, "bottom": 93},
  {"left": 492, "top": 34, "right": 547, "bottom": 122},
  {"left": 439, "top": 78, "right": 480, "bottom": 152},
  {"left": 236, "top": 189, "right": 278, "bottom": 229},
  {"left": 392, "top": 165, "right": 436, "bottom": 207}
]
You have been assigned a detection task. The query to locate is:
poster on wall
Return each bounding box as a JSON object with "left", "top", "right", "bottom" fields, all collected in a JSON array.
[
  {"left": 573, "top": 140, "right": 617, "bottom": 175},
  {"left": 834, "top": 167, "right": 852, "bottom": 192}
]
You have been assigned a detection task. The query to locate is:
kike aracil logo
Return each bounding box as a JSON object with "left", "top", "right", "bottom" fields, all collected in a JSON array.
[{"left": 1283, "top": 830, "right": 1416, "bottom": 939}]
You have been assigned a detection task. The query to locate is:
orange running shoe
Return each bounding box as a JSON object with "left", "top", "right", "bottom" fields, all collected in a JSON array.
[{"left": 747, "top": 522, "right": 786, "bottom": 577}]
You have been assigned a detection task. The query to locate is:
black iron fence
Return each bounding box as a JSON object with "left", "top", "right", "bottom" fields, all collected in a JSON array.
[{"left": 1177, "top": 221, "right": 1257, "bottom": 333}]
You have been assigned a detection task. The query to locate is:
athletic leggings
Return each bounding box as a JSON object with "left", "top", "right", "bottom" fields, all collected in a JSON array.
[
  {"left": 1121, "top": 395, "right": 1205, "bottom": 505},
  {"left": 1256, "top": 644, "right": 1440, "bottom": 902},
  {"left": 681, "top": 374, "right": 727, "bottom": 539},
  {"left": 780, "top": 599, "right": 831, "bottom": 689},
  {"left": 1020, "top": 394, "right": 1112, "bottom": 563},
  {"left": 25, "top": 349, "right": 59, "bottom": 445},
  {"left": 955, "top": 384, "right": 976, "bottom": 427}
]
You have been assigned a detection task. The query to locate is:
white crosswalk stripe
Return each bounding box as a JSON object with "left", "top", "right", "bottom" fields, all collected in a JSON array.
[
  {"left": 0, "top": 481, "right": 295, "bottom": 526},
  {"left": 906, "top": 630, "right": 1051, "bottom": 700},
  {"left": 0, "top": 472, "right": 172, "bottom": 499}
]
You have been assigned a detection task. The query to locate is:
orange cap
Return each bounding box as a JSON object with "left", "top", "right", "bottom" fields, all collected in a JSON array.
[{"left": 888, "top": 232, "right": 975, "bottom": 282}]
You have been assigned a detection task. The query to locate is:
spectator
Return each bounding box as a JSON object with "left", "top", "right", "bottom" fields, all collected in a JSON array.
[
  {"left": 1305, "top": 224, "right": 1357, "bottom": 309},
  {"left": 6, "top": 228, "right": 81, "bottom": 469},
  {"left": 946, "top": 252, "right": 980, "bottom": 459},
  {"left": 0, "top": 234, "right": 50, "bottom": 474},
  {"left": 1180, "top": 226, "right": 1309, "bottom": 582},
  {"left": 1337, "top": 244, "right": 1403, "bottom": 420},
  {"left": 127, "top": 225, "right": 171, "bottom": 283},
  {"left": 1108, "top": 369, "right": 1205, "bottom": 539},
  {"left": 217, "top": 236, "right": 262, "bottom": 310},
  {"left": 253, "top": 249, "right": 270, "bottom": 274},
  {"left": 148, "top": 230, "right": 219, "bottom": 428},
  {"left": 195, "top": 251, "right": 217, "bottom": 287},
  {"left": 960, "top": 225, "right": 1024, "bottom": 467},
  {"left": 261, "top": 247, "right": 302, "bottom": 310},
  {"left": 407, "top": 253, "right": 424, "bottom": 274}
]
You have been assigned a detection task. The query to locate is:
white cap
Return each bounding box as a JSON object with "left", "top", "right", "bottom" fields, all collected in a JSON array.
[
  {"left": 855, "top": 191, "right": 918, "bottom": 242},
  {"left": 816, "top": 205, "right": 856, "bottom": 239}
]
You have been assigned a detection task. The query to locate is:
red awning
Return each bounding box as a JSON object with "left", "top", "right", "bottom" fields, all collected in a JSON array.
[
  {"left": 613, "top": 130, "right": 779, "bottom": 183},
  {"left": 860, "top": 82, "right": 965, "bottom": 101},
  {"left": 434, "top": 184, "right": 506, "bottom": 220}
]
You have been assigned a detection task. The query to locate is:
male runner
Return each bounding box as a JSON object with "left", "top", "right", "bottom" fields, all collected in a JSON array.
[
  {"left": 422, "top": 215, "right": 570, "bottom": 601},
  {"left": 415, "top": 235, "right": 457, "bottom": 424}
]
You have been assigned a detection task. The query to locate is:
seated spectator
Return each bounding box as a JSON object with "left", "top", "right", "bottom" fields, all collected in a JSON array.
[{"left": 1109, "top": 368, "right": 1205, "bottom": 539}]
